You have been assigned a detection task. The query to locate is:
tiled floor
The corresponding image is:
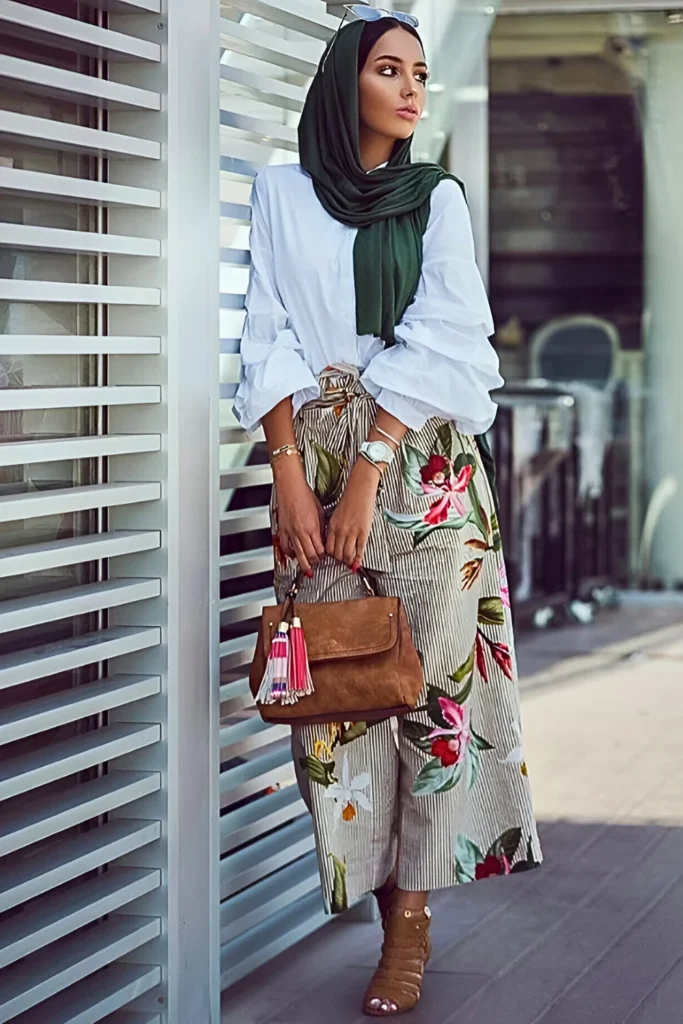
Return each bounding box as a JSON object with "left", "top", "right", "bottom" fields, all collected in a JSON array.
[{"left": 223, "top": 604, "right": 683, "bottom": 1024}]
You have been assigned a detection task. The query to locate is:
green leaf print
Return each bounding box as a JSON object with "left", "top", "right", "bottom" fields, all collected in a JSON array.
[
  {"left": 454, "top": 452, "right": 490, "bottom": 540},
  {"left": 454, "top": 833, "right": 484, "bottom": 883},
  {"left": 488, "top": 827, "right": 522, "bottom": 863},
  {"left": 451, "top": 673, "right": 474, "bottom": 704},
  {"left": 329, "top": 853, "right": 349, "bottom": 914},
  {"left": 312, "top": 443, "right": 345, "bottom": 506},
  {"left": 426, "top": 685, "right": 453, "bottom": 728},
  {"left": 412, "top": 513, "right": 472, "bottom": 547},
  {"left": 465, "top": 745, "right": 480, "bottom": 790},
  {"left": 448, "top": 647, "right": 475, "bottom": 705},
  {"left": 402, "top": 444, "right": 429, "bottom": 496},
  {"left": 451, "top": 648, "right": 475, "bottom": 685},
  {"left": 490, "top": 512, "right": 503, "bottom": 553},
  {"left": 384, "top": 510, "right": 427, "bottom": 530},
  {"left": 339, "top": 721, "right": 368, "bottom": 745},
  {"left": 471, "top": 728, "right": 495, "bottom": 752},
  {"left": 468, "top": 489, "right": 489, "bottom": 541},
  {"left": 412, "top": 757, "right": 462, "bottom": 796},
  {"left": 478, "top": 597, "right": 505, "bottom": 626},
  {"left": 478, "top": 500, "right": 490, "bottom": 537},
  {"left": 402, "top": 719, "right": 433, "bottom": 753},
  {"left": 453, "top": 452, "right": 476, "bottom": 476},
  {"left": 299, "top": 754, "right": 337, "bottom": 788},
  {"left": 434, "top": 423, "right": 454, "bottom": 460}
]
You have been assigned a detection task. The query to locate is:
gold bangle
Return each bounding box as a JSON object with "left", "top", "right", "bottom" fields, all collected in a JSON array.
[
  {"left": 374, "top": 425, "right": 401, "bottom": 449},
  {"left": 359, "top": 450, "right": 384, "bottom": 476},
  {"left": 270, "top": 443, "right": 300, "bottom": 465}
]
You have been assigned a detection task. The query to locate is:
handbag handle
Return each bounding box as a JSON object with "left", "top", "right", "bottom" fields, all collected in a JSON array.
[{"left": 284, "top": 566, "right": 377, "bottom": 615}]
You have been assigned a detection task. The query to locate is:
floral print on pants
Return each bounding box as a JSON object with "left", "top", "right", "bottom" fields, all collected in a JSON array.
[{"left": 272, "top": 371, "right": 542, "bottom": 913}]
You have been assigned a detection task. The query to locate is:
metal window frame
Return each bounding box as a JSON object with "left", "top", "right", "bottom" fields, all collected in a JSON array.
[
  {"left": 217, "top": 0, "right": 336, "bottom": 997},
  {"left": 0, "top": 1, "right": 221, "bottom": 1020}
]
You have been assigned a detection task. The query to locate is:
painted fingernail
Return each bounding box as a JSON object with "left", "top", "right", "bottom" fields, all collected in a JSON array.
[
  {"left": 351, "top": 560, "right": 360, "bottom": 573},
  {"left": 305, "top": 569, "right": 314, "bottom": 578}
]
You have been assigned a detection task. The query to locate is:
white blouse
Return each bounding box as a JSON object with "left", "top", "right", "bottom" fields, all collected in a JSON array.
[{"left": 233, "top": 162, "right": 503, "bottom": 435}]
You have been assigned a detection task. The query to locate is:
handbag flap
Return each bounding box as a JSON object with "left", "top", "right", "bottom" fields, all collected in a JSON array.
[{"left": 260, "top": 596, "right": 400, "bottom": 663}]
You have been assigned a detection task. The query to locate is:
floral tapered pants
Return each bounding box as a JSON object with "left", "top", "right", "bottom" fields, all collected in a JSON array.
[{"left": 271, "top": 368, "right": 542, "bottom": 914}]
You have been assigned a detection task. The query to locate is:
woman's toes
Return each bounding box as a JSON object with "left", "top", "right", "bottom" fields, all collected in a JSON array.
[{"left": 368, "top": 996, "right": 398, "bottom": 1013}]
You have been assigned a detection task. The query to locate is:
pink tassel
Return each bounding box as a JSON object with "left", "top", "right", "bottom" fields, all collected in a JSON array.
[
  {"left": 256, "top": 622, "right": 290, "bottom": 705},
  {"left": 288, "top": 617, "right": 314, "bottom": 700}
]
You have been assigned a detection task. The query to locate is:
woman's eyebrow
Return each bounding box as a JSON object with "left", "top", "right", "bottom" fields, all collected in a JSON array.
[{"left": 373, "top": 54, "right": 428, "bottom": 69}]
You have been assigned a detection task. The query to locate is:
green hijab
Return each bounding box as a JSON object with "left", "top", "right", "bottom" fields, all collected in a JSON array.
[
  {"left": 298, "top": 18, "right": 457, "bottom": 347},
  {"left": 297, "top": 17, "right": 499, "bottom": 506}
]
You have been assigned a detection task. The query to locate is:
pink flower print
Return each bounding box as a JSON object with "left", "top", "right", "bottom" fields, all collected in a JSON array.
[
  {"left": 475, "top": 853, "right": 511, "bottom": 880},
  {"left": 475, "top": 632, "right": 489, "bottom": 683},
  {"left": 427, "top": 696, "right": 472, "bottom": 766},
  {"left": 490, "top": 640, "right": 514, "bottom": 681},
  {"left": 420, "top": 454, "right": 449, "bottom": 487},
  {"left": 499, "top": 561, "right": 511, "bottom": 609},
  {"left": 431, "top": 736, "right": 461, "bottom": 767},
  {"left": 424, "top": 494, "right": 451, "bottom": 526},
  {"left": 420, "top": 461, "right": 473, "bottom": 523}
]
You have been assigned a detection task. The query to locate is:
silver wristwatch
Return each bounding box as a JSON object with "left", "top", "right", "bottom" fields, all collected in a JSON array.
[{"left": 359, "top": 439, "right": 395, "bottom": 467}]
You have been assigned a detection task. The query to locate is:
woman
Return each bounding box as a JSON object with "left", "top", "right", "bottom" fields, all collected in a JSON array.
[{"left": 235, "top": 10, "right": 541, "bottom": 1017}]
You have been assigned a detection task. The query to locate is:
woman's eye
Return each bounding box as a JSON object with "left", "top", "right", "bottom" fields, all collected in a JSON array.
[{"left": 378, "top": 65, "right": 429, "bottom": 86}]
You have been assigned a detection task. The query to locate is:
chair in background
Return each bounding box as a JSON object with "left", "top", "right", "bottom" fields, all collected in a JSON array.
[
  {"left": 509, "top": 315, "right": 625, "bottom": 622},
  {"left": 530, "top": 314, "right": 622, "bottom": 393}
]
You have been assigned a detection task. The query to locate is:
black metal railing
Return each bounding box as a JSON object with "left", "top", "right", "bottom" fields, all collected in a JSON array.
[{"left": 491, "top": 392, "right": 629, "bottom": 628}]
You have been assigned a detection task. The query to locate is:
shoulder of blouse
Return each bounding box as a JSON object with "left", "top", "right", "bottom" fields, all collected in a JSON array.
[
  {"left": 428, "top": 176, "right": 469, "bottom": 224},
  {"left": 251, "top": 163, "right": 311, "bottom": 225},
  {"left": 253, "top": 162, "right": 306, "bottom": 194}
]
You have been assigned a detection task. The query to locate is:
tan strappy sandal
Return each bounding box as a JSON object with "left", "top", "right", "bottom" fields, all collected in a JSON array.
[
  {"left": 373, "top": 878, "right": 397, "bottom": 927},
  {"left": 363, "top": 904, "right": 432, "bottom": 1016}
]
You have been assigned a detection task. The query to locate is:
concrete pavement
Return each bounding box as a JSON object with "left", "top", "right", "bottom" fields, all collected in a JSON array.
[{"left": 223, "top": 605, "right": 683, "bottom": 1024}]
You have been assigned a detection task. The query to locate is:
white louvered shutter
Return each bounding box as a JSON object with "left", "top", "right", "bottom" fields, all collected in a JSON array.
[
  {"left": 218, "top": 0, "right": 343, "bottom": 991},
  {"left": 0, "top": 2, "right": 219, "bottom": 1022}
]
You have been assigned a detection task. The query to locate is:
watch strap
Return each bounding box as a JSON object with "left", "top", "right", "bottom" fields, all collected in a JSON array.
[{"left": 360, "top": 440, "right": 395, "bottom": 466}]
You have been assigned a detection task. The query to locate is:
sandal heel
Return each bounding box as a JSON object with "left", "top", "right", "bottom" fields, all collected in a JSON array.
[{"left": 363, "top": 906, "right": 431, "bottom": 1017}]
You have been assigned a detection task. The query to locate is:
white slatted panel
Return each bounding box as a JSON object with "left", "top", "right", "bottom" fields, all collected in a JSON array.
[
  {"left": 0, "top": 1, "right": 218, "bottom": 1020},
  {"left": 218, "top": 0, "right": 339, "bottom": 993}
]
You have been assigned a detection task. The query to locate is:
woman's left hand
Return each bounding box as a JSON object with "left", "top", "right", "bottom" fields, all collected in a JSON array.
[{"left": 326, "top": 458, "right": 381, "bottom": 568}]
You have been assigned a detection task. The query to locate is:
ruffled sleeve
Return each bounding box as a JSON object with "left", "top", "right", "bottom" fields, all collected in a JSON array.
[
  {"left": 360, "top": 178, "right": 503, "bottom": 434},
  {"left": 232, "top": 169, "right": 319, "bottom": 433}
]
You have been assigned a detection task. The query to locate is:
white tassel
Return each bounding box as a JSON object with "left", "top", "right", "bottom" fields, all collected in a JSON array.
[{"left": 256, "top": 622, "right": 290, "bottom": 704}]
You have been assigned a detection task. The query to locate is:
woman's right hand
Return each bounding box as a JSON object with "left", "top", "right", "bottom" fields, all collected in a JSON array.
[{"left": 273, "top": 456, "right": 325, "bottom": 576}]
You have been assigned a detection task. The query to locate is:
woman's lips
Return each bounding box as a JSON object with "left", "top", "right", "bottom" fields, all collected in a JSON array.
[{"left": 396, "top": 108, "right": 419, "bottom": 121}]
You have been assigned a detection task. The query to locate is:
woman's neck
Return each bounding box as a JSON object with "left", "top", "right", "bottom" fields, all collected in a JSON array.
[{"left": 358, "top": 128, "right": 394, "bottom": 172}]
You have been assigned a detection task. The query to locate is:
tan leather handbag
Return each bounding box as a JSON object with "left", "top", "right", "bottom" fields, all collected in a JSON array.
[{"left": 249, "top": 570, "right": 424, "bottom": 726}]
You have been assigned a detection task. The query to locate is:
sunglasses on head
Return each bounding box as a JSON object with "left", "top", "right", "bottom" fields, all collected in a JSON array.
[
  {"left": 345, "top": 5, "right": 419, "bottom": 28},
  {"left": 322, "top": 4, "right": 420, "bottom": 73}
]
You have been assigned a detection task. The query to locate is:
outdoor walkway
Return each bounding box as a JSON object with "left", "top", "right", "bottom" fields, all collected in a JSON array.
[{"left": 223, "top": 603, "right": 683, "bottom": 1024}]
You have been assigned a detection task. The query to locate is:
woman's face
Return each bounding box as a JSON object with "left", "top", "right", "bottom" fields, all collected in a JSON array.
[{"left": 358, "top": 26, "right": 428, "bottom": 144}]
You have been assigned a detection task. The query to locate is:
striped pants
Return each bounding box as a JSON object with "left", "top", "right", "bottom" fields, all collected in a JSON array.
[{"left": 272, "top": 369, "right": 542, "bottom": 913}]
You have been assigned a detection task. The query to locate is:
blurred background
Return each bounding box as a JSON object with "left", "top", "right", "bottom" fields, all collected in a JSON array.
[{"left": 386, "top": 0, "right": 683, "bottom": 627}]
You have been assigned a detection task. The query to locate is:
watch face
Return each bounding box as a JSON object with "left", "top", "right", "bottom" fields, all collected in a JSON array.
[{"left": 366, "top": 441, "right": 392, "bottom": 462}]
